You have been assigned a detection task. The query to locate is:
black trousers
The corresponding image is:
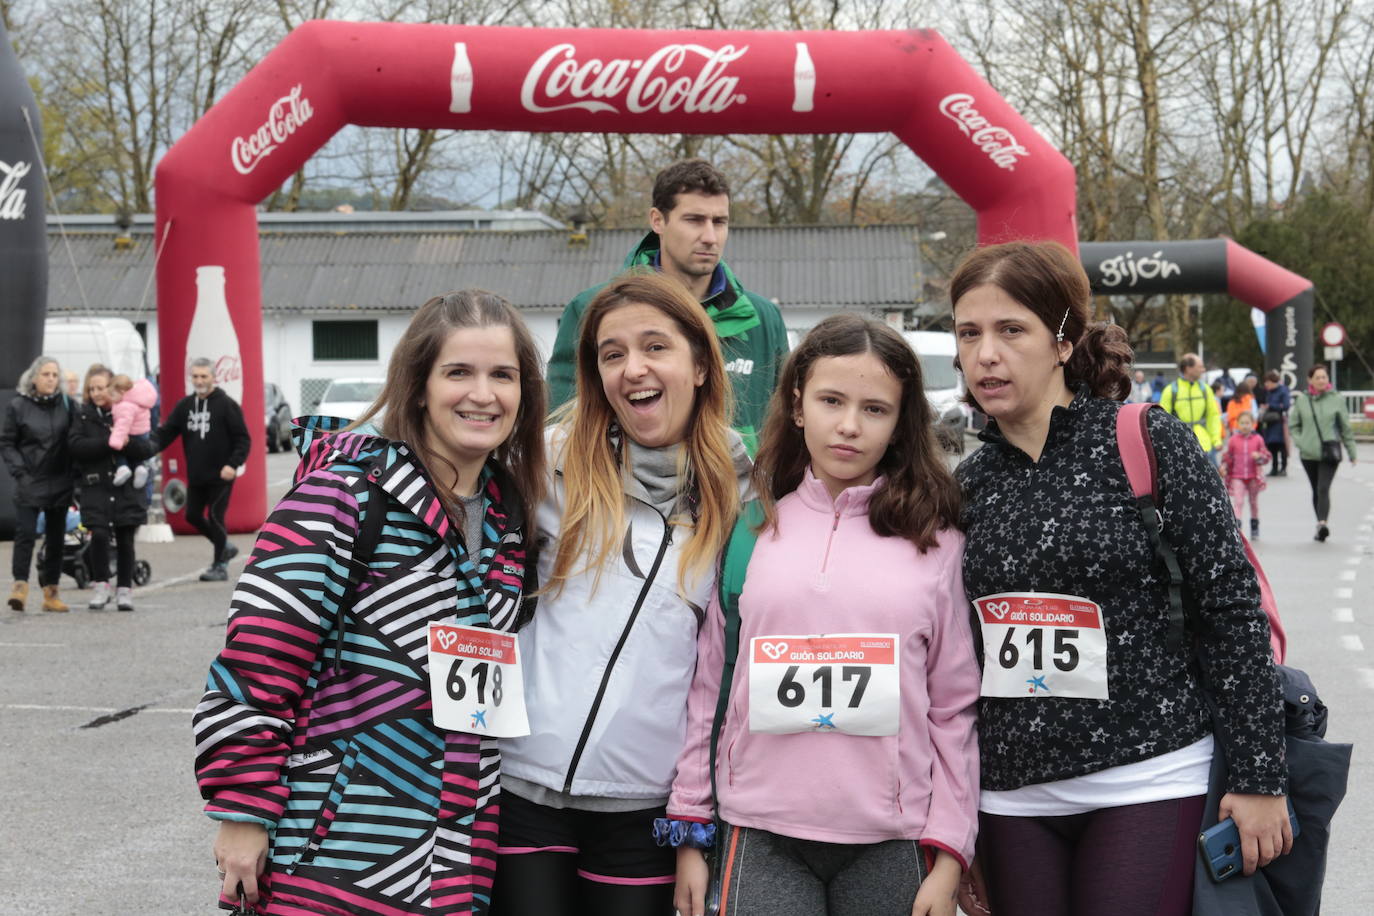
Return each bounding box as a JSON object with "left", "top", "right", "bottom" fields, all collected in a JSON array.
[
  {"left": 186, "top": 480, "right": 233, "bottom": 562},
  {"left": 89, "top": 523, "right": 138, "bottom": 588},
  {"left": 1300, "top": 459, "right": 1339, "bottom": 523},
  {"left": 12, "top": 504, "right": 67, "bottom": 585},
  {"left": 1266, "top": 440, "right": 1287, "bottom": 473}
]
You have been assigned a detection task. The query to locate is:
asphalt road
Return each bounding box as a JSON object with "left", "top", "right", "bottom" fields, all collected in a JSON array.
[{"left": 0, "top": 447, "right": 1370, "bottom": 914}]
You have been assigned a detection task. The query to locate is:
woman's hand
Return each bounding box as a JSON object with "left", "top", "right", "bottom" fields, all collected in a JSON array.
[
  {"left": 956, "top": 855, "right": 993, "bottom": 915},
  {"left": 213, "top": 820, "right": 269, "bottom": 904},
  {"left": 1218, "top": 792, "right": 1294, "bottom": 876},
  {"left": 912, "top": 849, "right": 962, "bottom": 916},
  {"left": 674, "top": 846, "right": 710, "bottom": 916}
]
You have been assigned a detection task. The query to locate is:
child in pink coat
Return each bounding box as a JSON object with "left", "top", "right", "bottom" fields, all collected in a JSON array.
[
  {"left": 1221, "top": 410, "right": 1269, "bottom": 539},
  {"left": 108, "top": 374, "right": 158, "bottom": 487}
]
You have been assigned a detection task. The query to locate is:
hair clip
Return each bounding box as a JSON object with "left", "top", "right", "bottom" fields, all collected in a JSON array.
[{"left": 1055, "top": 307, "right": 1071, "bottom": 343}]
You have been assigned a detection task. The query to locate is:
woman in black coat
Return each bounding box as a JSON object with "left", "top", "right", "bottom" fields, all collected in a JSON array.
[
  {"left": 1, "top": 355, "right": 76, "bottom": 613},
  {"left": 67, "top": 365, "right": 156, "bottom": 611}
]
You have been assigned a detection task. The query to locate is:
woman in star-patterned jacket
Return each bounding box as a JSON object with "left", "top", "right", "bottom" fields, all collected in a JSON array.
[{"left": 948, "top": 241, "right": 1288, "bottom": 916}]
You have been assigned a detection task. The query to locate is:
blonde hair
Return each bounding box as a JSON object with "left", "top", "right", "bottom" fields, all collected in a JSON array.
[
  {"left": 109, "top": 374, "right": 134, "bottom": 394},
  {"left": 547, "top": 270, "right": 738, "bottom": 595}
]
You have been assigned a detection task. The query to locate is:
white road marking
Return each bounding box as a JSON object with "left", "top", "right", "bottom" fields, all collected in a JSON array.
[
  {"left": 1334, "top": 608, "right": 1355, "bottom": 623},
  {"left": 138, "top": 555, "right": 247, "bottom": 594},
  {"left": 1337, "top": 588, "right": 1355, "bottom": 599},
  {"left": 1341, "top": 635, "right": 1365, "bottom": 652},
  {"left": 1359, "top": 670, "right": 1374, "bottom": 690},
  {"left": 0, "top": 642, "right": 67, "bottom": 648},
  {"left": 1346, "top": 557, "right": 1364, "bottom": 565},
  {"left": 1340, "top": 570, "right": 1358, "bottom": 581}
]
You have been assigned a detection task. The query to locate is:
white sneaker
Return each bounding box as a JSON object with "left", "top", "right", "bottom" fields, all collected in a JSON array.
[
  {"left": 132, "top": 465, "right": 148, "bottom": 488},
  {"left": 116, "top": 587, "right": 134, "bottom": 611},
  {"left": 112, "top": 465, "right": 132, "bottom": 486},
  {"left": 88, "top": 581, "right": 111, "bottom": 610}
]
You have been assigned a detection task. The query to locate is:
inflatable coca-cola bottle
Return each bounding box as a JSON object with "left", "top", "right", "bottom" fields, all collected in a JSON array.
[{"left": 0, "top": 19, "right": 46, "bottom": 539}]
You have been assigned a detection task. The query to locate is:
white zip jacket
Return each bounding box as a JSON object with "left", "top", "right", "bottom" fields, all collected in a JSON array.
[{"left": 501, "top": 427, "right": 749, "bottom": 800}]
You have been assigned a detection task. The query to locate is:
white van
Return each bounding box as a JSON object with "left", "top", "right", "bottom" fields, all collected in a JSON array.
[
  {"left": 42, "top": 317, "right": 149, "bottom": 382},
  {"left": 902, "top": 330, "right": 967, "bottom": 453}
]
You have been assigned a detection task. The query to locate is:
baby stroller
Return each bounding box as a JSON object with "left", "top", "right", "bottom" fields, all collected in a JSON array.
[{"left": 37, "top": 510, "right": 152, "bottom": 590}]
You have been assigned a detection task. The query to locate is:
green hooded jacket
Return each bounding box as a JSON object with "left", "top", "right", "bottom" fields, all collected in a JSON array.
[
  {"left": 1290, "top": 388, "right": 1357, "bottom": 463},
  {"left": 546, "top": 231, "right": 789, "bottom": 454}
]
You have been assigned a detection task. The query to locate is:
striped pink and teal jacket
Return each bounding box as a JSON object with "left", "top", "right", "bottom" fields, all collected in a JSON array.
[{"left": 193, "top": 417, "right": 532, "bottom": 915}]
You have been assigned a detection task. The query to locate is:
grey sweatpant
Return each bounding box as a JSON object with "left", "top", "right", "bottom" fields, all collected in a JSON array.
[{"left": 715, "top": 823, "right": 928, "bottom": 916}]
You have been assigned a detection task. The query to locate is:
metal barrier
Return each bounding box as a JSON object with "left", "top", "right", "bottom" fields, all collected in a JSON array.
[{"left": 1343, "top": 390, "right": 1373, "bottom": 421}]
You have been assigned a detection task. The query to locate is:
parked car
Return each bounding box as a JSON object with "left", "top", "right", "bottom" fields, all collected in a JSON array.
[
  {"left": 265, "top": 382, "right": 293, "bottom": 452},
  {"left": 902, "top": 330, "right": 967, "bottom": 454},
  {"left": 317, "top": 378, "right": 384, "bottom": 422}
]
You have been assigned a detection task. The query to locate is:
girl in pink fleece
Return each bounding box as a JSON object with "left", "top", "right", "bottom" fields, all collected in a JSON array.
[
  {"left": 108, "top": 374, "right": 158, "bottom": 487},
  {"left": 1221, "top": 409, "right": 1269, "bottom": 539},
  {"left": 666, "top": 315, "right": 980, "bottom": 916}
]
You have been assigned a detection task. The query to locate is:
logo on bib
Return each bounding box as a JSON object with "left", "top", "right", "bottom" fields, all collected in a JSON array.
[
  {"left": 436, "top": 629, "right": 459, "bottom": 651},
  {"left": 985, "top": 600, "right": 1011, "bottom": 620},
  {"left": 761, "top": 640, "right": 789, "bottom": 660}
]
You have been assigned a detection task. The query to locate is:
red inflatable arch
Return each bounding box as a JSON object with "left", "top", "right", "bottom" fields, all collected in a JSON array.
[{"left": 155, "top": 21, "right": 1078, "bottom": 531}]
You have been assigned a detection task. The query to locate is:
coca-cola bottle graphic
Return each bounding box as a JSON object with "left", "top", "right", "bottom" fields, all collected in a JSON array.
[
  {"left": 450, "top": 42, "right": 473, "bottom": 114},
  {"left": 792, "top": 42, "right": 815, "bottom": 113},
  {"left": 185, "top": 265, "right": 244, "bottom": 407}
]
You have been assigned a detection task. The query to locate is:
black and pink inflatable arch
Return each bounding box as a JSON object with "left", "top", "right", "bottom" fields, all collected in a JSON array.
[
  {"left": 1080, "top": 240, "right": 1313, "bottom": 388},
  {"left": 155, "top": 21, "right": 1079, "bottom": 530}
]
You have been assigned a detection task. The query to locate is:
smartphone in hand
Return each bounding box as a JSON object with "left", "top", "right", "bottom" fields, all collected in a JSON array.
[{"left": 1198, "top": 799, "right": 1300, "bottom": 883}]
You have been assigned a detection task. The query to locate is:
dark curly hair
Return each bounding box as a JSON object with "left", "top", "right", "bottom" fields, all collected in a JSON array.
[{"left": 949, "top": 240, "right": 1133, "bottom": 407}]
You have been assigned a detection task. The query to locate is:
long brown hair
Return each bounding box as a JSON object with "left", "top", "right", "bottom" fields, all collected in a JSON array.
[
  {"left": 949, "top": 241, "right": 1133, "bottom": 408},
  {"left": 352, "top": 290, "right": 546, "bottom": 527},
  {"left": 547, "top": 270, "right": 738, "bottom": 594},
  {"left": 753, "top": 314, "right": 960, "bottom": 551}
]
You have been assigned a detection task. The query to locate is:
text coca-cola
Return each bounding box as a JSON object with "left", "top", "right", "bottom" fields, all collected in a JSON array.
[
  {"left": 0, "top": 159, "right": 30, "bottom": 220},
  {"left": 519, "top": 43, "right": 748, "bottom": 115},
  {"left": 938, "top": 93, "right": 1030, "bottom": 171},
  {"left": 230, "top": 85, "right": 315, "bottom": 175}
]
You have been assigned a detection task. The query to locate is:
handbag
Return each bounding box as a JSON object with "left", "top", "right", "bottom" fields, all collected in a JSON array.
[
  {"left": 1117, "top": 404, "right": 1352, "bottom": 916},
  {"left": 1305, "top": 396, "right": 1344, "bottom": 464}
]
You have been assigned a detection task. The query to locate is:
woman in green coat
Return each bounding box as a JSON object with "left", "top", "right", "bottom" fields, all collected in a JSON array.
[{"left": 1290, "top": 364, "right": 1358, "bottom": 541}]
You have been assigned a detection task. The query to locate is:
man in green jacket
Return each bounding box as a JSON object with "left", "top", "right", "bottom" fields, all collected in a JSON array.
[
  {"left": 1160, "top": 352, "right": 1224, "bottom": 468},
  {"left": 546, "top": 159, "right": 789, "bottom": 453}
]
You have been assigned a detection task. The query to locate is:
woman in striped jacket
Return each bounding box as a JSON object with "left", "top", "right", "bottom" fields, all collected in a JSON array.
[{"left": 194, "top": 290, "right": 545, "bottom": 915}]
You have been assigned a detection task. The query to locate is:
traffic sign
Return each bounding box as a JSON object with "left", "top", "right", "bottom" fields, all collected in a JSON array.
[
  {"left": 1325, "top": 346, "right": 1344, "bottom": 361},
  {"left": 1321, "top": 322, "right": 1346, "bottom": 347}
]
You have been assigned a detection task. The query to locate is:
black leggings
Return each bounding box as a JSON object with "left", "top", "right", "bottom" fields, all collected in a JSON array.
[
  {"left": 1300, "top": 459, "right": 1338, "bottom": 522},
  {"left": 492, "top": 852, "right": 673, "bottom": 916},
  {"left": 978, "top": 796, "right": 1205, "bottom": 916},
  {"left": 186, "top": 480, "right": 233, "bottom": 562},
  {"left": 12, "top": 504, "right": 66, "bottom": 585},
  {"left": 89, "top": 524, "right": 138, "bottom": 588},
  {"left": 1266, "top": 441, "right": 1287, "bottom": 473}
]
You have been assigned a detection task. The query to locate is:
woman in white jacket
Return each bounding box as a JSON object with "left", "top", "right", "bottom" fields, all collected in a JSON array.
[{"left": 495, "top": 271, "right": 751, "bottom": 916}]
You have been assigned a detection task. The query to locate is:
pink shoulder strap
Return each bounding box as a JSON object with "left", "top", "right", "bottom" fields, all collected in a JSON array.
[
  {"left": 1115, "top": 400, "right": 1287, "bottom": 664},
  {"left": 1116, "top": 402, "right": 1159, "bottom": 499}
]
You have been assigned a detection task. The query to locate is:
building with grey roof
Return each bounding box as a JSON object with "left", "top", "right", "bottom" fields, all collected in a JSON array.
[{"left": 46, "top": 218, "right": 927, "bottom": 414}]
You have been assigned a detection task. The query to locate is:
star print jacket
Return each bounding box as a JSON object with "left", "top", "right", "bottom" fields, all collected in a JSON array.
[
  {"left": 193, "top": 417, "right": 531, "bottom": 914},
  {"left": 956, "top": 390, "right": 1285, "bottom": 795},
  {"left": 667, "top": 470, "right": 981, "bottom": 868}
]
